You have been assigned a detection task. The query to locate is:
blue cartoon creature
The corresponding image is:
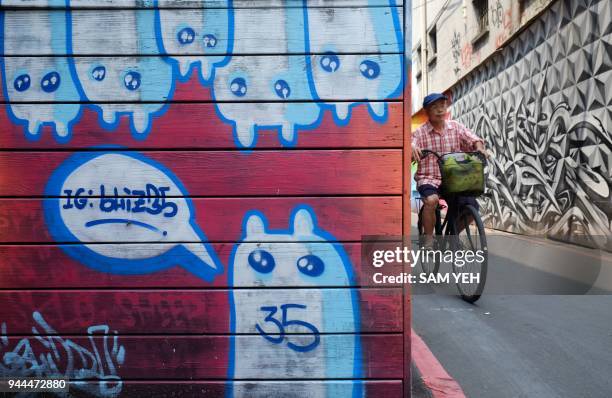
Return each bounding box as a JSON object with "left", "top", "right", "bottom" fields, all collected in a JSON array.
[
  {"left": 305, "top": 0, "right": 404, "bottom": 123},
  {"left": 1, "top": 0, "right": 81, "bottom": 141},
  {"left": 228, "top": 206, "right": 362, "bottom": 397},
  {"left": 156, "top": 0, "right": 232, "bottom": 83},
  {"left": 212, "top": 7, "right": 320, "bottom": 147},
  {"left": 70, "top": 0, "right": 173, "bottom": 136}
]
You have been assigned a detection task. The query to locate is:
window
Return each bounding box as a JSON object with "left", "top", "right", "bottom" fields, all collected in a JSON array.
[
  {"left": 519, "top": 0, "right": 537, "bottom": 16},
  {"left": 471, "top": 0, "right": 489, "bottom": 46},
  {"left": 473, "top": 0, "right": 489, "bottom": 34},
  {"left": 428, "top": 26, "right": 438, "bottom": 63}
]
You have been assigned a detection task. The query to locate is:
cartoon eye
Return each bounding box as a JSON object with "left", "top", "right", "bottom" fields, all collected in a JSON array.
[
  {"left": 230, "top": 77, "right": 247, "bottom": 97},
  {"left": 177, "top": 27, "right": 196, "bottom": 45},
  {"left": 274, "top": 79, "right": 291, "bottom": 99},
  {"left": 360, "top": 60, "right": 380, "bottom": 79},
  {"left": 91, "top": 65, "right": 106, "bottom": 81},
  {"left": 320, "top": 53, "right": 340, "bottom": 72},
  {"left": 41, "top": 71, "right": 60, "bottom": 93},
  {"left": 248, "top": 249, "right": 275, "bottom": 274},
  {"left": 13, "top": 73, "right": 31, "bottom": 92},
  {"left": 123, "top": 71, "right": 141, "bottom": 91},
  {"left": 202, "top": 34, "right": 217, "bottom": 48},
  {"left": 297, "top": 254, "right": 324, "bottom": 277}
]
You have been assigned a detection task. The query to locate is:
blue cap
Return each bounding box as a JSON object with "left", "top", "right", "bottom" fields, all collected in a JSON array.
[{"left": 423, "top": 93, "right": 448, "bottom": 108}]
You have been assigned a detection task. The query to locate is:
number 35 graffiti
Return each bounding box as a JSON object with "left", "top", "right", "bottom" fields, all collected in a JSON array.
[{"left": 255, "top": 304, "right": 320, "bottom": 352}]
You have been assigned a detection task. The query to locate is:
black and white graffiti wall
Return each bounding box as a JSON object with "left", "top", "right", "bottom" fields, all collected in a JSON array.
[{"left": 451, "top": 0, "right": 611, "bottom": 250}]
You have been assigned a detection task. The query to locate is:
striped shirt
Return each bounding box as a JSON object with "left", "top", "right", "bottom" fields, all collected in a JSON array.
[{"left": 413, "top": 120, "right": 483, "bottom": 188}]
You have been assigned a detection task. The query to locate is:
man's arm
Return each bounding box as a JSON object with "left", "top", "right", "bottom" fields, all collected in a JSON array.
[
  {"left": 457, "top": 122, "right": 488, "bottom": 158},
  {"left": 411, "top": 130, "right": 423, "bottom": 161}
]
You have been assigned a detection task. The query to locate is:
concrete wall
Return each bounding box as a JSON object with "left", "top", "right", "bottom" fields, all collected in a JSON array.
[
  {"left": 0, "top": 1, "right": 410, "bottom": 396},
  {"left": 451, "top": 0, "right": 612, "bottom": 250}
]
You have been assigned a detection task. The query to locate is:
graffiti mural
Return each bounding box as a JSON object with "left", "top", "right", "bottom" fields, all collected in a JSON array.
[
  {"left": 450, "top": 31, "right": 462, "bottom": 76},
  {"left": 0, "top": 0, "right": 403, "bottom": 147},
  {"left": 0, "top": 0, "right": 408, "bottom": 396},
  {"left": 212, "top": 6, "right": 321, "bottom": 147},
  {"left": 1, "top": 312, "right": 125, "bottom": 397},
  {"left": 43, "top": 150, "right": 223, "bottom": 281},
  {"left": 451, "top": 0, "right": 612, "bottom": 249},
  {"left": 0, "top": 0, "right": 82, "bottom": 141},
  {"left": 228, "top": 206, "right": 362, "bottom": 397},
  {"left": 305, "top": 0, "right": 404, "bottom": 123},
  {"left": 70, "top": 3, "right": 175, "bottom": 137},
  {"left": 156, "top": 0, "right": 233, "bottom": 83}
]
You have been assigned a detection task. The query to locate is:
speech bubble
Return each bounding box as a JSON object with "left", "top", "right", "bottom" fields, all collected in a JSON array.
[{"left": 44, "top": 150, "right": 222, "bottom": 281}]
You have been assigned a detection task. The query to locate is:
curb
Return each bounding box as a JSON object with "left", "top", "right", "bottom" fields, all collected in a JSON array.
[{"left": 411, "top": 329, "right": 466, "bottom": 398}]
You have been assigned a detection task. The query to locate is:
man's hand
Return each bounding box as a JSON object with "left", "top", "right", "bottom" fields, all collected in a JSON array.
[
  {"left": 475, "top": 142, "right": 489, "bottom": 159},
  {"left": 412, "top": 145, "right": 423, "bottom": 162}
]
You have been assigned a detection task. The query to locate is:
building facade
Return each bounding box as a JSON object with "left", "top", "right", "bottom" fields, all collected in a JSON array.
[{"left": 412, "top": 0, "right": 612, "bottom": 250}]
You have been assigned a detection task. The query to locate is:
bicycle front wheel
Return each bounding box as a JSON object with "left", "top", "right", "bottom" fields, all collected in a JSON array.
[{"left": 451, "top": 204, "right": 488, "bottom": 303}]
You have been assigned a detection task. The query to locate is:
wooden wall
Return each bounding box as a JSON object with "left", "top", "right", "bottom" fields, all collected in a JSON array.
[{"left": 0, "top": 0, "right": 410, "bottom": 396}]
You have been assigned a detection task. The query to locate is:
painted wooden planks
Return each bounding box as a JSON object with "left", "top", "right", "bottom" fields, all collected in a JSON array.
[
  {"left": 102, "top": 380, "right": 403, "bottom": 398},
  {"left": 0, "top": 243, "right": 405, "bottom": 288},
  {"left": 0, "top": 334, "right": 404, "bottom": 378},
  {"left": 2, "top": 8, "right": 403, "bottom": 55},
  {"left": 0, "top": 102, "right": 403, "bottom": 149},
  {"left": 0, "top": 68, "right": 403, "bottom": 147},
  {"left": 0, "top": 0, "right": 404, "bottom": 9},
  {"left": 0, "top": 1, "right": 410, "bottom": 394},
  {"left": 0, "top": 151, "right": 402, "bottom": 196},
  {"left": 1, "top": 56, "right": 403, "bottom": 102},
  {"left": 0, "top": 289, "right": 403, "bottom": 334},
  {"left": 0, "top": 196, "right": 401, "bottom": 242},
  {"left": 0, "top": 72, "right": 403, "bottom": 148}
]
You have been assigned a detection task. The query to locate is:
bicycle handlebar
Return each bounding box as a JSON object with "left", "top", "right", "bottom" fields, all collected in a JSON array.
[
  {"left": 417, "top": 149, "right": 487, "bottom": 164},
  {"left": 419, "top": 149, "right": 442, "bottom": 160}
]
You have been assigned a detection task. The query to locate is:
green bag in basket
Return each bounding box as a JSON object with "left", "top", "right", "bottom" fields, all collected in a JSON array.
[{"left": 439, "top": 152, "right": 484, "bottom": 196}]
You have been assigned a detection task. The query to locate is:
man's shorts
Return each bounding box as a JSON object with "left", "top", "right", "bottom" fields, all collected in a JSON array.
[{"left": 417, "top": 184, "right": 479, "bottom": 210}]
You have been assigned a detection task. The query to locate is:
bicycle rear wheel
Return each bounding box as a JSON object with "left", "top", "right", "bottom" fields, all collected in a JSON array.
[{"left": 451, "top": 204, "right": 488, "bottom": 303}]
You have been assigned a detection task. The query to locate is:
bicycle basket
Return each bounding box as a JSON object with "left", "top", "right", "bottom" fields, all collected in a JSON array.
[{"left": 439, "top": 152, "right": 484, "bottom": 196}]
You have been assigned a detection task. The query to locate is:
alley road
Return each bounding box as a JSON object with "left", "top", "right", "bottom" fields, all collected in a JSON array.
[{"left": 411, "top": 228, "right": 612, "bottom": 398}]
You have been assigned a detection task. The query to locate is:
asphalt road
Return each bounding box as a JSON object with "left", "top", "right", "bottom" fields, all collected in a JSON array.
[{"left": 411, "top": 228, "right": 612, "bottom": 398}]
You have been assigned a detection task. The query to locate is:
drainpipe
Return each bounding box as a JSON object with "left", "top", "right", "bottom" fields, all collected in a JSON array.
[{"left": 421, "top": 0, "right": 428, "bottom": 98}]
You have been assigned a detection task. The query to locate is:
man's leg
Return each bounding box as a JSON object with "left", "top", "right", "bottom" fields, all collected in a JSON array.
[
  {"left": 453, "top": 196, "right": 479, "bottom": 233},
  {"left": 418, "top": 185, "right": 440, "bottom": 246}
]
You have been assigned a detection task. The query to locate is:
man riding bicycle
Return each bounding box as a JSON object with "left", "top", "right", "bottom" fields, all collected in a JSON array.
[{"left": 412, "top": 93, "right": 488, "bottom": 246}]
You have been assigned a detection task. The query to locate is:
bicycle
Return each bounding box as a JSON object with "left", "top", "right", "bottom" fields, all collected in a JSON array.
[{"left": 414, "top": 149, "right": 488, "bottom": 303}]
